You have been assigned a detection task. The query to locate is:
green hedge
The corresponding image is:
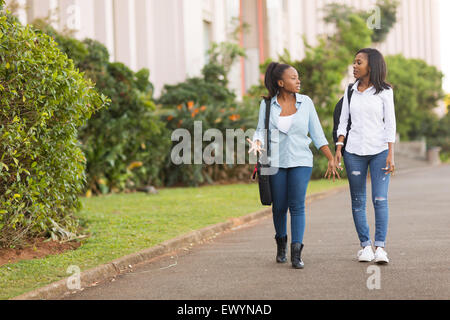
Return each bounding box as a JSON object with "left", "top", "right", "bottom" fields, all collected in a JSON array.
[{"left": 0, "top": 9, "right": 108, "bottom": 247}]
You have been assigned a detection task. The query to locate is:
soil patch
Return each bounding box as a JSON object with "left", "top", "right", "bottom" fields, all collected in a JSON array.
[{"left": 0, "top": 238, "right": 81, "bottom": 267}]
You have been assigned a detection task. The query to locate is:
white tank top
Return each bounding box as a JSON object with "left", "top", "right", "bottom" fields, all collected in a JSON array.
[{"left": 278, "top": 114, "right": 295, "bottom": 134}]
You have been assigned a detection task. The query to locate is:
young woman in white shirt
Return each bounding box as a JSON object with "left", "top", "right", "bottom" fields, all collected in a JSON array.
[{"left": 335, "top": 48, "right": 396, "bottom": 264}]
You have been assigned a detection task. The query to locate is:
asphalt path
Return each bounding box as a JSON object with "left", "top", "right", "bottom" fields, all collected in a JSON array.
[{"left": 65, "top": 165, "right": 450, "bottom": 300}]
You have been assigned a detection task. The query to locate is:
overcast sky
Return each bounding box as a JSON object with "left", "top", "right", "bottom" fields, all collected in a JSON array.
[{"left": 440, "top": 0, "right": 450, "bottom": 93}]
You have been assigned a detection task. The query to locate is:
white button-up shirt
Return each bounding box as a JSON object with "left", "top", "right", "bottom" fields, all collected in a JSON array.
[{"left": 337, "top": 81, "right": 396, "bottom": 156}]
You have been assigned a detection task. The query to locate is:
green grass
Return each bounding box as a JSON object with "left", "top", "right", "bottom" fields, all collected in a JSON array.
[
  {"left": 440, "top": 151, "right": 450, "bottom": 163},
  {"left": 0, "top": 179, "right": 347, "bottom": 299}
]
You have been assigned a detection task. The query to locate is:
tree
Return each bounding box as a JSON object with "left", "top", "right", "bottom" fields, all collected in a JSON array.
[
  {"left": 37, "top": 25, "right": 172, "bottom": 194},
  {"left": 323, "top": 0, "right": 399, "bottom": 43}
]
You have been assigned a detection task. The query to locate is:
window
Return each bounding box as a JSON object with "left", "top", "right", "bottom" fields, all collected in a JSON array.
[{"left": 203, "top": 20, "right": 212, "bottom": 64}]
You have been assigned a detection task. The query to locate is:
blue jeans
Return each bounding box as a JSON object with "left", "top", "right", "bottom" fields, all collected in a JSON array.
[
  {"left": 343, "top": 149, "right": 390, "bottom": 248},
  {"left": 269, "top": 166, "right": 312, "bottom": 244}
]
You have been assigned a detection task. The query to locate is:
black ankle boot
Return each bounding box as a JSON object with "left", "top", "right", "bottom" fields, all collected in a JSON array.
[
  {"left": 291, "top": 243, "right": 304, "bottom": 269},
  {"left": 275, "top": 235, "right": 287, "bottom": 263}
]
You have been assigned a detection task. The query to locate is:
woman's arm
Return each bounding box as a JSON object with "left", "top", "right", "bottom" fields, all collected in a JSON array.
[
  {"left": 252, "top": 100, "right": 267, "bottom": 148},
  {"left": 383, "top": 89, "right": 396, "bottom": 175},
  {"left": 308, "top": 97, "right": 329, "bottom": 150},
  {"left": 383, "top": 141, "right": 395, "bottom": 175},
  {"left": 307, "top": 97, "right": 340, "bottom": 181},
  {"left": 383, "top": 88, "right": 396, "bottom": 145},
  {"left": 336, "top": 85, "right": 351, "bottom": 143},
  {"left": 335, "top": 86, "right": 351, "bottom": 170},
  {"left": 248, "top": 100, "right": 267, "bottom": 156},
  {"left": 335, "top": 136, "right": 345, "bottom": 171}
]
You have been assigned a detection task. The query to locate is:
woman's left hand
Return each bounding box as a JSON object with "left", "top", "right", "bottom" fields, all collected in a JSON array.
[
  {"left": 383, "top": 152, "right": 395, "bottom": 175},
  {"left": 324, "top": 158, "right": 341, "bottom": 182}
]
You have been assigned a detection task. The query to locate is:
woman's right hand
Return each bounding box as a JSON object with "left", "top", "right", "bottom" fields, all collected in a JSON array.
[
  {"left": 247, "top": 138, "right": 265, "bottom": 157},
  {"left": 335, "top": 149, "right": 343, "bottom": 171}
]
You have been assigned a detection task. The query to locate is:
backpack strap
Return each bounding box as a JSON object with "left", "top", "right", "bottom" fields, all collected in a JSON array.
[
  {"left": 347, "top": 83, "right": 354, "bottom": 102},
  {"left": 347, "top": 83, "right": 354, "bottom": 133}
]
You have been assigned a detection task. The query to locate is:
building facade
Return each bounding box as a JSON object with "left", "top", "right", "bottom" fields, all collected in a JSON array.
[{"left": 5, "top": 0, "right": 442, "bottom": 99}]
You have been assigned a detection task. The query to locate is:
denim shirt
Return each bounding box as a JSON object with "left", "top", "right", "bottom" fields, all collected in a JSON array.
[{"left": 252, "top": 93, "right": 328, "bottom": 168}]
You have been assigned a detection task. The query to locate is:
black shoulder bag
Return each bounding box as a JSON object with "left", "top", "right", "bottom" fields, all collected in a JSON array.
[{"left": 251, "top": 99, "right": 272, "bottom": 206}]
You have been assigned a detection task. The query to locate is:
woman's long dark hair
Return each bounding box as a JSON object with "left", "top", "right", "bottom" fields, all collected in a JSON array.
[
  {"left": 263, "top": 62, "right": 292, "bottom": 99},
  {"left": 356, "top": 48, "right": 391, "bottom": 94}
]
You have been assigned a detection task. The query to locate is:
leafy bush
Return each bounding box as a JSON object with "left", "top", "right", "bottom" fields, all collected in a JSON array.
[
  {"left": 385, "top": 55, "right": 444, "bottom": 141},
  {"left": 0, "top": 8, "right": 108, "bottom": 247},
  {"left": 157, "top": 42, "right": 254, "bottom": 187},
  {"left": 38, "top": 26, "right": 172, "bottom": 194},
  {"left": 159, "top": 99, "right": 257, "bottom": 187},
  {"left": 423, "top": 106, "right": 450, "bottom": 158}
]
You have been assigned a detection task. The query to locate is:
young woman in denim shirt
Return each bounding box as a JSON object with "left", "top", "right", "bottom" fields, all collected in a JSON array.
[
  {"left": 248, "top": 62, "right": 339, "bottom": 269},
  {"left": 335, "top": 48, "right": 396, "bottom": 264}
]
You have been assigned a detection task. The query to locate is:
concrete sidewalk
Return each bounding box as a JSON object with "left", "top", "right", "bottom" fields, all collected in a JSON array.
[{"left": 64, "top": 164, "right": 450, "bottom": 300}]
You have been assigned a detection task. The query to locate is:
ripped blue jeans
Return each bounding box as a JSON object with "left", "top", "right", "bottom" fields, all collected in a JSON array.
[{"left": 343, "top": 149, "right": 390, "bottom": 248}]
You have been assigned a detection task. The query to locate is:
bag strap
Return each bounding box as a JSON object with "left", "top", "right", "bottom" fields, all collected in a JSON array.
[
  {"left": 347, "top": 83, "right": 354, "bottom": 102},
  {"left": 265, "top": 99, "right": 271, "bottom": 159}
]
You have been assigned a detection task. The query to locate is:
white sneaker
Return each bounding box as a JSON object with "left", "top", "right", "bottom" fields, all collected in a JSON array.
[
  {"left": 357, "top": 246, "right": 375, "bottom": 262},
  {"left": 374, "top": 247, "right": 389, "bottom": 264}
]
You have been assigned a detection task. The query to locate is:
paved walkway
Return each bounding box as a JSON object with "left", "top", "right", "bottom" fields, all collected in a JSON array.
[{"left": 65, "top": 164, "right": 450, "bottom": 300}]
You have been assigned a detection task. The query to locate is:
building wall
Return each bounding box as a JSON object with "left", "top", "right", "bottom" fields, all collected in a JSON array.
[
  {"left": 4, "top": 0, "right": 442, "bottom": 98},
  {"left": 273, "top": 0, "right": 441, "bottom": 68}
]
